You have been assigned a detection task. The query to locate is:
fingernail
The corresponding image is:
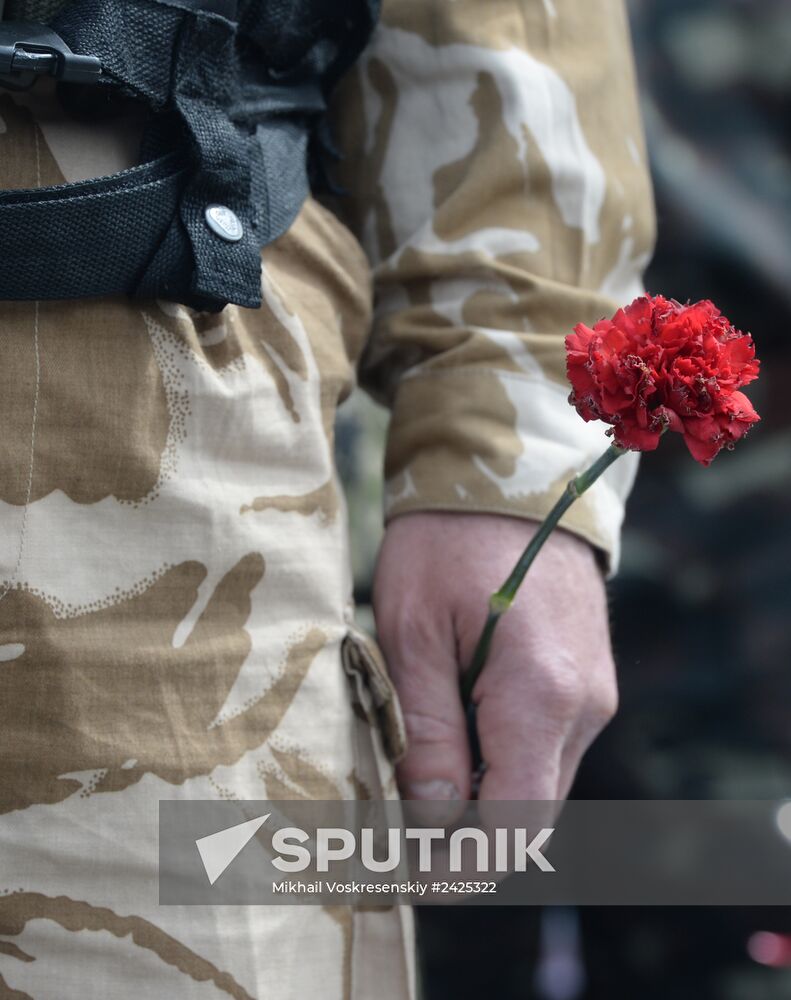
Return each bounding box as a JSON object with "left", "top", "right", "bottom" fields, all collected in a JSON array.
[{"left": 405, "top": 779, "right": 459, "bottom": 801}]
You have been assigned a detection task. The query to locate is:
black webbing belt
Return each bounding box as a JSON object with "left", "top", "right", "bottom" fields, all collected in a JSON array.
[
  {"left": 0, "top": 0, "right": 378, "bottom": 311},
  {"left": 0, "top": 153, "right": 189, "bottom": 301}
]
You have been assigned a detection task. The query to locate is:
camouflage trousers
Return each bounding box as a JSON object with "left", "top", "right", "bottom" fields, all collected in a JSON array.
[{"left": 0, "top": 84, "right": 413, "bottom": 999}]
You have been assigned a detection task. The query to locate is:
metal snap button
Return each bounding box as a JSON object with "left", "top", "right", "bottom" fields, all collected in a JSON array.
[{"left": 205, "top": 204, "right": 244, "bottom": 242}]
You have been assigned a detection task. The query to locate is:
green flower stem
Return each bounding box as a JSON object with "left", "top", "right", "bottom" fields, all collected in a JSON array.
[{"left": 460, "top": 442, "right": 626, "bottom": 707}]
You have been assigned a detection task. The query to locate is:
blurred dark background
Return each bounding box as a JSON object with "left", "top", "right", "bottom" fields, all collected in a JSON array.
[{"left": 337, "top": 0, "right": 791, "bottom": 995}]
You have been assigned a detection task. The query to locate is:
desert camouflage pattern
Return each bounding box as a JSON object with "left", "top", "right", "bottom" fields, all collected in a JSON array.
[
  {"left": 331, "top": 0, "right": 655, "bottom": 568},
  {"left": 0, "top": 1, "right": 653, "bottom": 997},
  {"left": 0, "top": 80, "right": 413, "bottom": 1000}
]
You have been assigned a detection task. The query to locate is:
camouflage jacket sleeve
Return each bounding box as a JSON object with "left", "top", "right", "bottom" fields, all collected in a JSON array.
[{"left": 329, "top": 0, "right": 657, "bottom": 571}]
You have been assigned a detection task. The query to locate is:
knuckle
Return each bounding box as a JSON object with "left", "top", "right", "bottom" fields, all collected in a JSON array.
[
  {"left": 587, "top": 676, "right": 619, "bottom": 727},
  {"left": 533, "top": 656, "right": 585, "bottom": 719},
  {"left": 401, "top": 708, "right": 459, "bottom": 749}
]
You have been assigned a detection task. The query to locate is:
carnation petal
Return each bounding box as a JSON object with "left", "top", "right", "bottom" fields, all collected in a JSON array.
[
  {"left": 564, "top": 293, "right": 760, "bottom": 466},
  {"left": 566, "top": 325, "right": 595, "bottom": 353},
  {"left": 615, "top": 426, "right": 662, "bottom": 452},
  {"left": 726, "top": 390, "right": 760, "bottom": 424},
  {"left": 683, "top": 433, "right": 720, "bottom": 466}
]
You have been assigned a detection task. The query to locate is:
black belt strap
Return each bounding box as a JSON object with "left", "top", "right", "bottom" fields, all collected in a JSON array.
[
  {"left": 0, "top": 0, "right": 379, "bottom": 311},
  {"left": 0, "top": 153, "right": 189, "bottom": 300},
  {"left": 53, "top": 0, "right": 269, "bottom": 309}
]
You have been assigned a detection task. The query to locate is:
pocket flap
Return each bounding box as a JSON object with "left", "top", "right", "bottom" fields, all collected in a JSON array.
[{"left": 342, "top": 627, "right": 407, "bottom": 764}]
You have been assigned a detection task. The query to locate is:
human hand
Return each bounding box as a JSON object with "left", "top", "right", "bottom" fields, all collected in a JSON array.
[{"left": 372, "top": 512, "right": 617, "bottom": 802}]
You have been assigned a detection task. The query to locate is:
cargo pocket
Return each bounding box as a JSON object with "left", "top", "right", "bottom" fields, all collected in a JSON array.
[{"left": 342, "top": 626, "right": 407, "bottom": 798}]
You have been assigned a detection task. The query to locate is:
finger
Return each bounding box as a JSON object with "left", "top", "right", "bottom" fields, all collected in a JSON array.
[
  {"left": 556, "top": 668, "right": 619, "bottom": 800},
  {"left": 476, "top": 691, "right": 566, "bottom": 802},
  {"left": 375, "top": 603, "right": 472, "bottom": 807},
  {"left": 471, "top": 609, "right": 576, "bottom": 802}
]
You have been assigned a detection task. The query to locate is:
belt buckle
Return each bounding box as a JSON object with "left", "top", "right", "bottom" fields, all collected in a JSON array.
[{"left": 0, "top": 21, "right": 101, "bottom": 91}]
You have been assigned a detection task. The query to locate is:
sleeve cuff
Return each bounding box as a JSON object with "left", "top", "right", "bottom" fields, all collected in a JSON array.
[{"left": 382, "top": 366, "right": 640, "bottom": 575}]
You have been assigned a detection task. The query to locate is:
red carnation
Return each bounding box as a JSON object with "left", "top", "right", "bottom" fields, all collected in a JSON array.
[
  {"left": 463, "top": 294, "right": 762, "bottom": 713},
  {"left": 565, "top": 294, "right": 760, "bottom": 465}
]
